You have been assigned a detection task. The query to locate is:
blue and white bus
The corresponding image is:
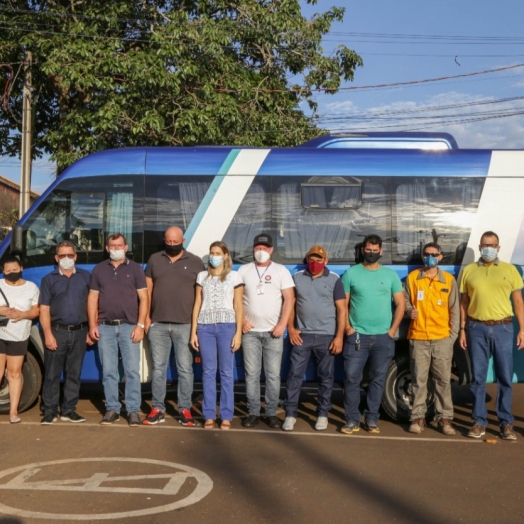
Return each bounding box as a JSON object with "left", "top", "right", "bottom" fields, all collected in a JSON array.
[{"left": 2, "top": 132, "right": 524, "bottom": 421}]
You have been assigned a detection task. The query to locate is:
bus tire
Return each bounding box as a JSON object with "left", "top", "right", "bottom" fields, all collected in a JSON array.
[
  {"left": 381, "top": 354, "right": 435, "bottom": 423},
  {"left": 0, "top": 351, "right": 42, "bottom": 414}
]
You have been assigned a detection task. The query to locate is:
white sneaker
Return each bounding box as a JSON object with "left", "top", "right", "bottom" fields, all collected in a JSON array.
[
  {"left": 282, "top": 417, "right": 296, "bottom": 432},
  {"left": 315, "top": 416, "right": 328, "bottom": 431}
]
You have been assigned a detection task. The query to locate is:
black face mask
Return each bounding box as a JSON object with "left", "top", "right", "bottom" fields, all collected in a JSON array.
[
  {"left": 4, "top": 271, "right": 22, "bottom": 283},
  {"left": 363, "top": 252, "right": 381, "bottom": 264},
  {"left": 165, "top": 243, "right": 183, "bottom": 256}
]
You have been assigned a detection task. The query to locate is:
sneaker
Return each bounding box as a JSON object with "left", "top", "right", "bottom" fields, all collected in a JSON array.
[
  {"left": 315, "top": 416, "right": 328, "bottom": 431},
  {"left": 41, "top": 412, "right": 57, "bottom": 425},
  {"left": 341, "top": 422, "right": 360, "bottom": 435},
  {"left": 365, "top": 422, "right": 380, "bottom": 434},
  {"left": 179, "top": 408, "right": 198, "bottom": 427},
  {"left": 282, "top": 416, "right": 296, "bottom": 432},
  {"left": 437, "top": 418, "right": 456, "bottom": 436},
  {"left": 142, "top": 408, "right": 165, "bottom": 426},
  {"left": 409, "top": 418, "right": 425, "bottom": 434},
  {"left": 128, "top": 412, "right": 141, "bottom": 427},
  {"left": 501, "top": 423, "right": 517, "bottom": 441},
  {"left": 61, "top": 411, "right": 85, "bottom": 423},
  {"left": 100, "top": 410, "right": 120, "bottom": 425},
  {"left": 467, "top": 423, "right": 486, "bottom": 439}
]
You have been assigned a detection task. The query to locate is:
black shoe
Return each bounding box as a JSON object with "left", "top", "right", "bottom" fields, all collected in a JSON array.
[
  {"left": 128, "top": 412, "right": 141, "bottom": 427},
  {"left": 100, "top": 410, "right": 120, "bottom": 425},
  {"left": 266, "top": 416, "right": 281, "bottom": 429},
  {"left": 242, "top": 415, "right": 259, "bottom": 428},
  {"left": 41, "top": 412, "right": 57, "bottom": 425},
  {"left": 61, "top": 411, "right": 85, "bottom": 423}
]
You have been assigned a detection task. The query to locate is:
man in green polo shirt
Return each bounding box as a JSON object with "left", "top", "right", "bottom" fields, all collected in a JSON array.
[{"left": 459, "top": 231, "right": 524, "bottom": 440}]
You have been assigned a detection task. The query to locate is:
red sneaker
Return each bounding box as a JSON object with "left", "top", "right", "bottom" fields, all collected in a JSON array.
[
  {"left": 142, "top": 408, "right": 165, "bottom": 425},
  {"left": 179, "top": 408, "right": 197, "bottom": 427}
]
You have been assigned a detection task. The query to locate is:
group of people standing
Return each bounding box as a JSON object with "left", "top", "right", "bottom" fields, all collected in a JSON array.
[{"left": 0, "top": 228, "right": 522, "bottom": 440}]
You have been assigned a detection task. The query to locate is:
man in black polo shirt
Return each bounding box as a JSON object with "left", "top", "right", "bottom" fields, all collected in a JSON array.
[
  {"left": 40, "top": 241, "right": 92, "bottom": 425},
  {"left": 143, "top": 226, "right": 204, "bottom": 426},
  {"left": 88, "top": 233, "right": 149, "bottom": 426}
]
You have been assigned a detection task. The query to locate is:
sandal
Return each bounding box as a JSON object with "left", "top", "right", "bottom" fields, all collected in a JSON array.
[
  {"left": 9, "top": 416, "right": 21, "bottom": 424},
  {"left": 220, "top": 420, "right": 231, "bottom": 430},
  {"left": 204, "top": 419, "right": 216, "bottom": 430}
]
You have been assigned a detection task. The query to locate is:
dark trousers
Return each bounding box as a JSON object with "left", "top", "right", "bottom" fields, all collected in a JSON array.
[
  {"left": 343, "top": 333, "right": 395, "bottom": 425},
  {"left": 41, "top": 327, "right": 88, "bottom": 416},
  {"left": 283, "top": 334, "right": 335, "bottom": 418}
]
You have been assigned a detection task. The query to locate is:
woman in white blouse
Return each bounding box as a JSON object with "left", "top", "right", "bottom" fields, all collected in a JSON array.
[
  {"left": 190, "top": 241, "right": 243, "bottom": 430},
  {"left": 0, "top": 256, "right": 40, "bottom": 423}
]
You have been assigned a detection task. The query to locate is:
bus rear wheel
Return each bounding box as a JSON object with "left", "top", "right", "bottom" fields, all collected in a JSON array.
[
  {"left": 0, "top": 351, "right": 42, "bottom": 414},
  {"left": 381, "top": 354, "right": 435, "bottom": 423}
]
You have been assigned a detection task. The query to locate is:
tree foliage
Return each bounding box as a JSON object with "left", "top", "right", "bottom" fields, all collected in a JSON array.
[{"left": 0, "top": 0, "right": 363, "bottom": 171}]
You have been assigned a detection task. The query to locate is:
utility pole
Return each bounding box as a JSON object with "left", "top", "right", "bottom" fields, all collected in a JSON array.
[{"left": 19, "top": 50, "right": 33, "bottom": 218}]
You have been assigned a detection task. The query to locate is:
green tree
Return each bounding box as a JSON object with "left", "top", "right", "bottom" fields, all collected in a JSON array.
[{"left": 0, "top": 1, "right": 362, "bottom": 172}]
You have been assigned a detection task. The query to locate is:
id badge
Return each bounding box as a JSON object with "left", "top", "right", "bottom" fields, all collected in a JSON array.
[
  {"left": 256, "top": 285, "right": 265, "bottom": 295},
  {"left": 417, "top": 290, "right": 424, "bottom": 301}
]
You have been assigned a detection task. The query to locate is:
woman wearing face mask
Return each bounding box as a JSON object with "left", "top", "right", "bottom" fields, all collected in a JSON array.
[
  {"left": 0, "top": 256, "right": 40, "bottom": 423},
  {"left": 190, "top": 241, "right": 244, "bottom": 430}
]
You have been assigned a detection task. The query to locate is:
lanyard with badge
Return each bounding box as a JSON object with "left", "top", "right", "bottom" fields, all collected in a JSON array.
[{"left": 255, "top": 263, "right": 271, "bottom": 295}]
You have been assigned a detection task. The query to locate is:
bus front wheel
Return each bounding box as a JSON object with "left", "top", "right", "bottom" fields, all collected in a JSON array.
[{"left": 0, "top": 351, "right": 42, "bottom": 414}]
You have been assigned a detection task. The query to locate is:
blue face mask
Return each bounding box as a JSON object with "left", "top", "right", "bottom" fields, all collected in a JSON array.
[
  {"left": 423, "top": 255, "right": 439, "bottom": 268},
  {"left": 209, "top": 255, "right": 224, "bottom": 268},
  {"left": 481, "top": 247, "right": 498, "bottom": 262}
]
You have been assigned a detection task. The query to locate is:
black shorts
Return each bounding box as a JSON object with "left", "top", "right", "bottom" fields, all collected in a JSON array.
[{"left": 0, "top": 339, "right": 29, "bottom": 357}]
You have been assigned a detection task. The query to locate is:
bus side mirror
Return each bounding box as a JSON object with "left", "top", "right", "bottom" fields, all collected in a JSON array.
[{"left": 10, "top": 224, "right": 24, "bottom": 255}]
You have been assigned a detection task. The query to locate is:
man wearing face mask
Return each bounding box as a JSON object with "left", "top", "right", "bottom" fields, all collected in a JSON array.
[
  {"left": 459, "top": 231, "right": 524, "bottom": 440},
  {"left": 282, "top": 245, "right": 346, "bottom": 432},
  {"left": 88, "top": 233, "right": 149, "bottom": 426},
  {"left": 142, "top": 226, "right": 204, "bottom": 426},
  {"left": 238, "top": 234, "right": 295, "bottom": 429},
  {"left": 404, "top": 242, "right": 459, "bottom": 435},
  {"left": 341, "top": 234, "right": 405, "bottom": 435},
  {"left": 39, "top": 241, "right": 92, "bottom": 425}
]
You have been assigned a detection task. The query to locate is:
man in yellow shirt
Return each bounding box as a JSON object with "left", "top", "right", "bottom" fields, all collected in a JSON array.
[
  {"left": 404, "top": 242, "right": 459, "bottom": 435},
  {"left": 459, "top": 231, "right": 524, "bottom": 440}
]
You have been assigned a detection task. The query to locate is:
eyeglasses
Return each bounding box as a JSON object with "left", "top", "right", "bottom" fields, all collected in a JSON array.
[
  {"left": 422, "top": 252, "right": 440, "bottom": 257},
  {"left": 57, "top": 254, "right": 75, "bottom": 259}
]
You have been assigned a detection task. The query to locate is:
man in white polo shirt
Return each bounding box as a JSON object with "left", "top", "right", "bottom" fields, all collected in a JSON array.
[{"left": 238, "top": 233, "right": 295, "bottom": 429}]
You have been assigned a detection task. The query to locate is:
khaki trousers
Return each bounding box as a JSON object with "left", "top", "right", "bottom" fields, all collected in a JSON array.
[{"left": 409, "top": 338, "right": 454, "bottom": 421}]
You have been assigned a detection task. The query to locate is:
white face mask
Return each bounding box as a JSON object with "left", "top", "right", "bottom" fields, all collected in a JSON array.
[
  {"left": 59, "top": 257, "right": 75, "bottom": 271},
  {"left": 254, "top": 250, "right": 271, "bottom": 264},
  {"left": 109, "top": 249, "right": 126, "bottom": 261}
]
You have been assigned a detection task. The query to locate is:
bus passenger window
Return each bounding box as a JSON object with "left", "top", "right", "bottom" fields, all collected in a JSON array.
[{"left": 393, "top": 177, "right": 485, "bottom": 264}]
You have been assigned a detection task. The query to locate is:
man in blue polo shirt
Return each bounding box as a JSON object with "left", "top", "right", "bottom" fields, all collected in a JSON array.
[
  {"left": 88, "top": 233, "right": 149, "bottom": 427},
  {"left": 39, "top": 241, "right": 92, "bottom": 425},
  {"left": 282, "top": 245, "right": 346, "bottom": 432}
]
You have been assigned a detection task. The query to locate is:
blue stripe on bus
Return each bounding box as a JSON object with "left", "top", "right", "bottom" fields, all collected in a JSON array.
[{"left": 184, "top": 149, "right": 242, "bottom": 245}]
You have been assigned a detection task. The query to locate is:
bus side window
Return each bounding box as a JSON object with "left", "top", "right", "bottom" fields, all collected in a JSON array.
[{"left": 393, "top": 177, "right": 485, "bottom": 264}]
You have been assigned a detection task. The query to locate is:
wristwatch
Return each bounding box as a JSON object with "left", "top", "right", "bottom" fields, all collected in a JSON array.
[{"left": 137, "top": 322, "right": 145, "bottom": 329}]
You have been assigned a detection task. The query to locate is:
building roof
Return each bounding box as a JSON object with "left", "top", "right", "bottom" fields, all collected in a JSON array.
[{"left": 0, "top": 174, "right": 40, "bottom": 199}]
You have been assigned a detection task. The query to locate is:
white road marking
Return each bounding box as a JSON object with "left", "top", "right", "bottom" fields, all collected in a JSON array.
[{"left": 0, "top": 458, "right": 213, "bottom": 520}]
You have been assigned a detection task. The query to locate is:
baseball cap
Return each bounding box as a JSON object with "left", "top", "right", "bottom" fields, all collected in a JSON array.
[
  {"left": 253, "top": 233, "right": 273, "bottom": 247},
  {"left": 306, "top": 245, "right": 327, "bottom": 258}
]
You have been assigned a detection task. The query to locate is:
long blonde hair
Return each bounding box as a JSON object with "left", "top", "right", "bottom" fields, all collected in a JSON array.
[{"left": 208, "top": 241, "right": 232, "bottom": 282}]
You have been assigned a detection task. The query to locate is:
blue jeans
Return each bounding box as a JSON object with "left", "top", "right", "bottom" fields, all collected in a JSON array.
[
  {"left": 283, "top": 334, "right": 335, "bottom": 418},
  {"left": 198, "top": 323, "right": 236, "bottom": 421},
  {"left": 467, "top": 320, "right": 514, "bottom": 426},
  {"left": 147, "top": 323, "right": 193, "bottom": 412},
  {"left": 98, "top": 323, "right": 141, "bottom": 414},
  {"left": 242, "top": 331, "right": 283, "bottom": 417},
  {"left": 343, "top": 333, "right": 395, "bottom": 425}
]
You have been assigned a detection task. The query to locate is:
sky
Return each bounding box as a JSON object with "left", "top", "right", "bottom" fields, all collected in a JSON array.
[{"left": 1, "top": 0, "right": 524, "bottom": 194}]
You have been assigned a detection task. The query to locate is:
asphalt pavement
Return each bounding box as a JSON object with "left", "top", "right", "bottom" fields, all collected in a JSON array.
[{"left": 0, "top": 383, "right": 523, "bottom": 524}]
